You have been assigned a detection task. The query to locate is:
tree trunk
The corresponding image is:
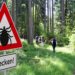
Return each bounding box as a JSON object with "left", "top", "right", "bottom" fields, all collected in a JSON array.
[
  {"left": 44, "top": 0, "right": 47, "bottom": 32},
  {"left": 60, "top": 0, "right": 65, "bottom": 35},
  {"left": 47, "top": 0, "right": 50, "bottom": 32},
  {"left": 28, "top": 0, "right": 34, "bottom": 44},
  {"left": 52, "top": 0, "right": 54, "bottom": 35},
  {"left": 65, "top": 0, "right": 68, "bottom": 17},
  {"left": 50, "top": 0, "right": 52, "bottom": 33},
  {"left": 12, "top": 0, "right": 16, "bottom": 25}
]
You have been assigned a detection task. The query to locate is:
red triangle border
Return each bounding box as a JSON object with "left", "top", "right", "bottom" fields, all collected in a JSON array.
[{"left": 0, "top": 2, "right": 22, "bottom": 50}]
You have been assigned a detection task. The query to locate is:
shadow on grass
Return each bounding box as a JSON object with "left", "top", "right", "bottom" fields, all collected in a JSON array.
[{"left": 9, "top": 43, "right": 75, "bottom": 75}]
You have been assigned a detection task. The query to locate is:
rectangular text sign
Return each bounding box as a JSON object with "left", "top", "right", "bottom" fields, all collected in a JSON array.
[{"left": 0, "top": 54, "right": 16, "bottom": 70}]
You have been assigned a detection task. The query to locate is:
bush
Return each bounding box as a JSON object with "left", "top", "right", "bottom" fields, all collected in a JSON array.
[
  {"left": 70, "top": 33, "right": 75, "bottom": 50},
  {"left": 22, "top": 40, "right": 28, "bottom": 47},
  {"left": 42, "top": 32, "right": 69, "bottom": 46},
  {"left": 56, "top": 36, "right": 64, "bottom": 46},
  {"left": 64, "top": 37, "right": 69, "bottom": 45},
  {"left": 56, "top": 36, "right": 69, "bottom": 46},
  {"left": 44, "top": 32, "right": 54, "bottom": 44}
]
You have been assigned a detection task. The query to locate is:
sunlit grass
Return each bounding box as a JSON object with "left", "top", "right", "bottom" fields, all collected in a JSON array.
[
  {"left": 9, "top": 64, "right": 35, "bottom": 75},
  {"left": 0, "top": 40, "right": 75, "bottom": 75}
]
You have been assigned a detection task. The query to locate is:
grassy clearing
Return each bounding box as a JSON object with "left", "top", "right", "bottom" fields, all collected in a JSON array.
[{"left": 0, "top": 40, "right": 75, "bottom": 75}]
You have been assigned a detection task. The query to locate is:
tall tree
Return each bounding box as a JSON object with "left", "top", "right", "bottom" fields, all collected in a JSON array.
[
  {"left": 50, "top": 0, "right": 52, "bottom": 33},
  {"left": 60, "top": 0, "right": 65, "bottom": 35},
  {"left": 47, "top": 0, "right": 50, "bottom": 32},
  {"left": 52, "top": 0, "right": 54, "bottom": 35},
  {"left": 12, "top": 0, "right": 16, "bottom": 25},
  {"left": 28, "top": 0, "right": 34, "bottom": 44}
]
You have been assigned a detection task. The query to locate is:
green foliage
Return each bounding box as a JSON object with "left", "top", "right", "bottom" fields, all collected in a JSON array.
[
  {"left": 64, "top": 37, "right": 70, "bottom": 45},
  {"left": 44, "top": 32, "right": 69, "bottom": 46},
  {"left": 22, "top": 40, "right": 28, "bottom": 46},
  {"left": 34, "top": 22, "right": 44, "bottom": 36},
  {"left": 55, "top": 0, "right": 75, "bottom": 38},
  {"left": 15, "top": 1, "right": 28, "bottom": 37},
  {"left": 39, "top": 23, "right": 44, "bottom": 35},
  {"left": 9, "top": 64, "right": 35, "bottom": 75},
  {"left": 17, "top": 12, "right": 27, "bottom": 37},
  {"left": 7, "top": 41, "right": 75, "bottom": 75},
  {"left": 44, "top": 32, "right": 54, "bottom": 44},
  {"left": 65, "top": 26, "right": 72, "bottom": 36},
  {"left": 70, "top": 33, "right": 75, "bottom": 50},
  {"left": 56, "top": 36, "right": 69, "bottom": 46}
]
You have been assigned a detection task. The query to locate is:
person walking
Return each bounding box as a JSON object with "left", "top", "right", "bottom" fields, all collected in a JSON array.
[{"left": 52, "top": 37, "right": 56, "bottom": 53}]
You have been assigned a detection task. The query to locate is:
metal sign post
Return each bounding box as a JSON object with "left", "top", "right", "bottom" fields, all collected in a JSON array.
[
  {"left": 0, "top": 2, "right": 22, "bottom": 75},
  {"left": 4, "top": 70, "right": 6, "bottom": 75},
  {"left": 3, "top": 51, "right": 7, "bottom": 75}
]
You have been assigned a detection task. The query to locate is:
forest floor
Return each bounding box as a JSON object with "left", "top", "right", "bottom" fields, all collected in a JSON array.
[{"left": 0, "top": 40, "right": 75, "bottom": 75}]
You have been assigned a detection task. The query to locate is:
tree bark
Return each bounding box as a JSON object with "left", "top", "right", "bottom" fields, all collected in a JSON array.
[
  {"left": 28, "top": 0, "right": 34, "bottom": 44},
  {"left": 47, "top": 0, "right": 50, "bottom": 32},
  {"left": 60, "top": 0, "right": 65, "bottom": 35},
  {"left": 12, "top": 0, "right": 16, "bottom": 25},
  {"left": 52, "top": 0, "right": 54, "bottom": 35}
]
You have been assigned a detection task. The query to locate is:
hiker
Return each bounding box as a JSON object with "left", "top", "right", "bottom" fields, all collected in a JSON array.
[
  {"left": 38, "top": 36, "right": 41, "bottom": 43},
  {"left": 51, "top": 37, "right": 56, "bottom": 53},
  {"left": 35, "top": 35, "right": 39, "bottom": 44},
  {"left": 40, "top": 36, "right": 45, "bottom": 47}
]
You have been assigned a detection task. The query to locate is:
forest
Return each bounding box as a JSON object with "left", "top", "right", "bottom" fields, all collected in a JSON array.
[{"left": 0, "top": 0, "right": 75, "bottom": 75}]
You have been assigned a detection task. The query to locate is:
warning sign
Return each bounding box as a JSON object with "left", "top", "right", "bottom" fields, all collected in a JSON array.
[
  {"left": 0, "top": 54, "right": 16, "bottom": 70},
  {"left": 0, "top": 2, "right": 22, "bottom": 50}
]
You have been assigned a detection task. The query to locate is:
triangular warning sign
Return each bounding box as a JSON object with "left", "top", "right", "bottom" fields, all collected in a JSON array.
[{"left": 0, "top": 2, "right": 22, "bottom": 51}]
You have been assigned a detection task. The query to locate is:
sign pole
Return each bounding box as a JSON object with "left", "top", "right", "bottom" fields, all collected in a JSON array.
[
  {"left": 3, "top": 51, "right": 7, "bottom": 75},
  {"left": 4, "top": 70, "right": 6, "bottom": 75},
  {"left": 0, "top": 2, "right": 22, "bottom": 74},
  {"left": 2, "top": 1, "right": 7, "bottom": 75}
]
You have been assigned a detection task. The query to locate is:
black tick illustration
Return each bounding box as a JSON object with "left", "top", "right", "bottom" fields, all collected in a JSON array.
[{"left": 0, "top": 26, "right": 13, "bottom": 46}]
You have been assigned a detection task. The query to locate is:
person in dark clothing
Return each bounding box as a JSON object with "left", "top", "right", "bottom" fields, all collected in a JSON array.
[
  {"left": 42, "top": 37, "right": 45, "bottom": 42},
  {"left": 35, "top": 35, "right": 39, "bottom": 44},
  {"left": 52, "top": 37, "right": 56, "bottom": 53},
  {"left": 40, "top": 36, "right": 45, "bottom": 46}
]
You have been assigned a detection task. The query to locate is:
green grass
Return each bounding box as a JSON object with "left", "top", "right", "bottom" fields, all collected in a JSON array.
[{"left": 0, "top": 40, "right": 75, "bottom": 75}]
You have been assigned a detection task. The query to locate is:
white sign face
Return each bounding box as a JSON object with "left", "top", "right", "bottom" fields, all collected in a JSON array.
[
  {"left": 0, "top": 14, "right": 17, "bottom": 45},
  {"left": 0, "top": 54, "right": 16, "bottom": 70},
  {"left": 0, "top": 2, "right": 22, "bottom": 51}
]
